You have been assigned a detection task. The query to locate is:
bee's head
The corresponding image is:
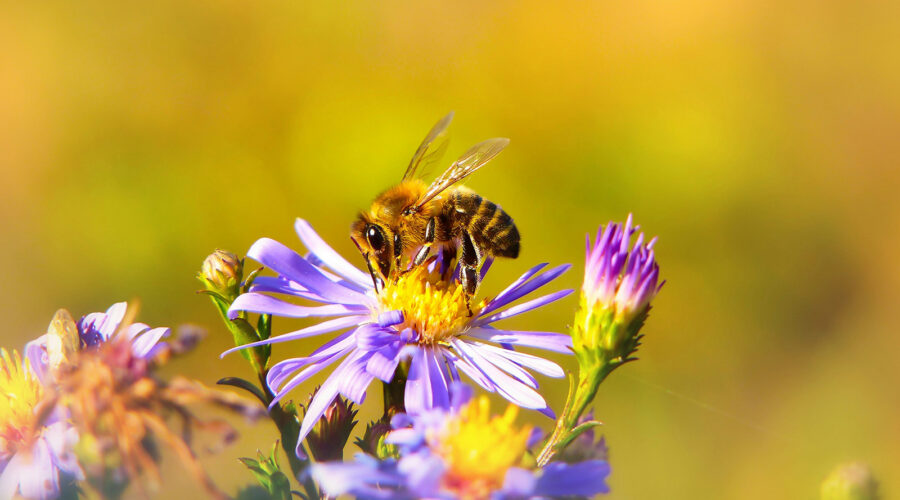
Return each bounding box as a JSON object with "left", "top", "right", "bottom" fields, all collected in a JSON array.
[{"left": 351, "top": 215, "right": 402, "bottom": 282}]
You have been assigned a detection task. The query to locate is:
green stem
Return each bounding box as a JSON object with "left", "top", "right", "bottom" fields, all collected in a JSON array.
[
  {"left": 258, "top": 370, "right": 319, "bottom": 500},
  {"left": 536, "top": 361, "right": 615, "bottom": 467}
]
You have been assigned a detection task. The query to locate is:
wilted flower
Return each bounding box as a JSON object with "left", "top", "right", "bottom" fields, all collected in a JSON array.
[
  {"left": 573, "top": 214, "right": 661, "bottom": 370},
  {"left": 312, "top": 384, "right": 610, "bottom": 499},
  {"left": 0, "top": 349, "right": 81, "bottom": 500},
  {"left": 23, "top": 303, "right": 262, "bottom": 499},
  {"left": 224, "top": 219, "right": 574, "bottom": 456}
]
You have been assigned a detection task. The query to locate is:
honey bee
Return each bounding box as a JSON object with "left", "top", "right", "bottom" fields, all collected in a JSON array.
[{"left": 351, "top": 112, "right": 520, "bottom": 298}]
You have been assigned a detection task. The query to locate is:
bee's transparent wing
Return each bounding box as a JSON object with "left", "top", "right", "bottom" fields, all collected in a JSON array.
[
  {"left": 414, "top": 137, "right": 510, "bottom": 208},
  {"left": 402, "top": 112, "right": 454, "bottom": 181}
]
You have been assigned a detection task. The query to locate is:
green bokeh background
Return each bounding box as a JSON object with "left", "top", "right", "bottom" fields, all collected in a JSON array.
[{"left": 2, "top": 1, "right": 898, "bottom": 498}]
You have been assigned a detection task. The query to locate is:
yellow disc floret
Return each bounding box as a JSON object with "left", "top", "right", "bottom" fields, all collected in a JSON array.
[
  {"left": 433, "top": 396, "right": 532, "bottom": 499},
  {"left": 378, "top": 266, "right": 484, "bottom": 344},
  {"left": 0, "top": 349, "right": 44, "bottom": 455}
]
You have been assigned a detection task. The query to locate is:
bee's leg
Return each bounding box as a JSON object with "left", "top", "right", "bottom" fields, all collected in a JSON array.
[
  {"left": 412, "top": 217, "right": 437, "bottom": 267},
  {"left": 365, "top": 253, "right": 385, "bottom": 294},
  {"left": 392, "top": 233, "right": 404, "bottom": 277},
  {"left": 459, "top": 231, "right": 480, "bottom": 316}
]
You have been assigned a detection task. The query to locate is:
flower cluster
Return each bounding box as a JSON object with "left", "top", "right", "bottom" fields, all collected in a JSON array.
[
  {"left": 2, "top": 208, "right": 662, "bottom": 499},
  {"left": 1, "top": 302, "right": 261, "bottom": 499},
  {"left": 2, "top": 106, "right": 670, "bottom": 500},
  {"left": 223, "top": 219, "right": 574, "bottom": 456},
  {"left": 313, "top": 384, "right": 610, "bottom": 499}
]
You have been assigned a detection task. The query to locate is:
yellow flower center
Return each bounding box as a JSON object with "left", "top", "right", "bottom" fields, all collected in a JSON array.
[
  {"left": 0, "top": 349, "right": 44, "bottom": 455},
  {"left": 432, "top": 396, "right": 532, "bottom": 499},
  {"left": 378, "top": 266, "right": 484, "bottom": 344}
]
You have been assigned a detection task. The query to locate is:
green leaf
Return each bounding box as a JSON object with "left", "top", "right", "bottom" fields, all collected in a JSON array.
[{"left": 218, "top": 377, "right": 269, "bottom": 406}]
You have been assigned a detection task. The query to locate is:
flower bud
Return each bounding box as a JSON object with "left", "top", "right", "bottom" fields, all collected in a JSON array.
[
  {"left": 199, "top": 249, "right": 244, "bottom": 301},
  {"left": 572, "top": 215, "right": 662, "bottom": 370},
  {"left": 304, "top": 391, "right": 358, "bottom": 462},
  {"left": 821, "top": 462, "right": 879, "bottom": 500},
  {"left": 355, "top": 419, "right": 396, "bottom": 459}
]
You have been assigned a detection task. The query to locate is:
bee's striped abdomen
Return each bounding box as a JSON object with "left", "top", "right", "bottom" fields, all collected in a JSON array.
[{"left": 450, "top": 190, "right": 520, "bottom": 259}]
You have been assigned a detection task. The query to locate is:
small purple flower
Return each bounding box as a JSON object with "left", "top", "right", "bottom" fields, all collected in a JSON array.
[
  {"left": 583, "top": 214, "right": 661, "bottom": 321},
  {"left": 77, "top": 302, "right": 171, "bottom": 359},
  {"left": 26, "top": 302, "right": 170, "bottom": 381},
  {"left": 0, "top": 350, "right": 82, "bottom": 500},
  {"left": 224, "top": 219, "right": 574, "bottom": 456},
  {"left": 573, "top": 214, "right": 662, "bottom": 369},
  {"left": 311, "top": 383, "right": 610, "bottom": 499}
]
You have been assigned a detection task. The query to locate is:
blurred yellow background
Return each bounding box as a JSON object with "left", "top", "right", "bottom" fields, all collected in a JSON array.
[{"left": 1, "top": 0, "right": 898, "bottom": 498}]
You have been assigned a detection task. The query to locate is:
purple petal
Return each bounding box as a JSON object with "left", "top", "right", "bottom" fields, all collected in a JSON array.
[
  {"left": 24, "top": 335, "right": 49, "bottom": 383},
  {"left": 424, "top": 348, "right": 450, "bottom": 410},
  {"left": 366, "top": 346, "right": 402, "bottom": 382},
  {"left": 464, "top": 328, "right": 573, "bottom": 354},
  {"left": 443, "top": 348, "right": 496, "bottom": 392},
  {"left": 479, "top": 256, "right": 494, "bottom": 280},
  {"left": 475, "top": 343, "right": 565, "bottom": 378},
  {"left": 448, "top": 381, "right": 474, "bottom": 410},
  {"left": 312, "top": 458, "right": 406, "bottom": 498},
  {"left": 296, "top": 355, "right": 364, "bottom": 455},
  {"left": 501, "top": 467, "right": 538, "bottom": 496},
  {"left": 221, "top": 315, "right": 365, "bottom": 357},
  {"left": 228, "top": 292, "right": 367, "bottom": 320},
  {"left": 129, "top": 327, "right": 170, "bottom": 359},
  {"left": 338, "top": 355, "right": 376, "bottom": 404},
  {"left": 1, "top": 437, "right": 59, "bottom": 500},
  {"left": 451, "top": 339, "right": 547, "bottom": 410},
  {"left": 248, "top": 276, "right": 323, "bottom": 301},
  {"left": 475, "top": 289, "right": 574, "bottom": 326},
  {"left": 463, "top": 344, "right": 539, "bottom": 389},
  {"left": 404, "top": 348, "right": 428, "bottom": 414},
  {"left": 267, "top": 330, "right": 358, "bottom": 390},
  {"left": 481, "top": 264, "right": 570, "bottom": 316},
  {"left": 534, "top": 460, "right": 611, "bottom": 496},
  {"left": 481, "top": 263, "right": 548, "bottom": 315},
  {"left": 294, "top": 219, "right": 372, "bottom": 287},
  {"left": 396, "top": 452, "right": 445, "bottom": 496},
  {"left": 247, "top": 238, "right": 373, "bottom": 306},
  {"left": 356, "top": 324, "right": 400, "bottom": 350}
]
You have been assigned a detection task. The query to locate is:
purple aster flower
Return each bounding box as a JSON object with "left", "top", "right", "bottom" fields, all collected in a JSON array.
[
  {"left": 583, "top": 214, "right": 661, "bottom": 323},
  {"left": 572, "top": 214, "right": 662, "bottom": 367},
  {"left": 0, "top": 349, "right": 82, "bottom": 500},
  {"left": 311, "top": 383, "right": 610, "bottom": 499},
  {"left": 224, "top": 219, "right": 574, "bottom": 456}
]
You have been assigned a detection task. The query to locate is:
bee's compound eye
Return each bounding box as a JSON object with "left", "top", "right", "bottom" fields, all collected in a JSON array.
[{"left": 366, "top": 225, "right": 386, "bottom": 252}]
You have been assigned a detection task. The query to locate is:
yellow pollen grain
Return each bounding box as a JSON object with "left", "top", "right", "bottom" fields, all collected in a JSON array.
[
  {"left": 0, "top": 349, "right": 44, "bottom": 454},
  {"left": 433, "top": 396, "right": 532, "bottom": 498},
  {"left": 378, "top": 266, "right": 484, "bottom": 344}
]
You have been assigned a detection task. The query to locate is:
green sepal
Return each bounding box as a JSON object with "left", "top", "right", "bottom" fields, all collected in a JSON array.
[
  {"left": 243, "top": 266, "right": 264, "bottom": 294},
  {"left": 556, "top": 419, "right": 603, "bottom": 451}
]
